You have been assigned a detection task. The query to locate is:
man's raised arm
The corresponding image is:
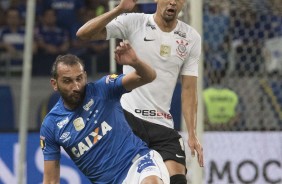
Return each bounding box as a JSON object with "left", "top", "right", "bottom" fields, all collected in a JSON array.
[{"left": 76, "top": 0, "right": 137, "bottom": 41}]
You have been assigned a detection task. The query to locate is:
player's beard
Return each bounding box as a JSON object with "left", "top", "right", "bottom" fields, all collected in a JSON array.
[{"left": 58, "top": 87, "right": 85, "bottom": 109}]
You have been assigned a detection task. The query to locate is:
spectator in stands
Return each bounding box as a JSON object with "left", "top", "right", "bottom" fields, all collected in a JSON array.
[
  {"left": 203, "top": 0, "right": 230, "bottom": 77},
  {"left": 203, "top": 70, "right": 243, "bottom": 131},
  {"left": 85, "top": 0, "right": 109, "bottom": 16},
  {"left": 69, "top": 7, "right": 110, "bottom": 75},
  {"left": 80, "top": 1, "right": 111, "bottom": 74},
  {"left": 263, "top": 36, "right": 282, "bottom": 75},
  {"left": 69, "top": 1, "right": 112, "bottom": 75},
  {"left": 0, "top": 5, "right": 6, "bottom": 27},
  {"left": 0, "top": 8, "right": 24, "bottom": 53},
  {"left": 269, "top": 6, "right": 282, "bottom": 38},
  {"left": 230, "top": 8, "right": 264, "bottom": 76},
  {"left": 261, "top": 0, "right": 282, "bottom": 75},
  {"left": 8, "top": 0, "right": 44, "bottom": 27},
  {"left": 87, "top": 40, "right": 110, "bottom": 74},
  {"left": 69, "top": 8, "right": 96, "bottom": 75},
  {"left": 9, "top": 0, "right": 27, "bottom": 20},
  {"left": 33, "top": 8, "right": 70, "bottom": 76},
  {"left": 0, "top": 8, "right": 26, "bottom": 73},
  {"left": 42, "top": 0, "right": 85, "bottom": 32}
]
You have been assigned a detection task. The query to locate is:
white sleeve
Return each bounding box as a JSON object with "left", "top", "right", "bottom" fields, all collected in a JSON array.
[
  {"left": 106, "top": 13, "right": 145, "bottom": 40},
  {"left": 181, "top": 31, "right": 201, "bottom": 77},
  {"left": 105, "top": 13, "right": 135, "bottom": 40}
]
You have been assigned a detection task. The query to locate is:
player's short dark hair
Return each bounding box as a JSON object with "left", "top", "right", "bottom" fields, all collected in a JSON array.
[{"left": 51, "top": 54, "right": 85, "bottom": 79}]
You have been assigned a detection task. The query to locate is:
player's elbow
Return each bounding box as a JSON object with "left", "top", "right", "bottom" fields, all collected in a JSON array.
[
  {"left": 151, "top": 70, "right": 157, "bottom": 82},
  {"left": 76, "top": 29, "right": 88, "bottom": 41},
  {"left": 76, "top": 27, "right": 106, "bottom": 41},
  {"left": 146, "top": 69, "right": 157, "bottom": 83}
]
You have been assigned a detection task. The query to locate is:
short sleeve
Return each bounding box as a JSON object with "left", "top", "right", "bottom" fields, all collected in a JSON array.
[
  {"left": 181, "top": 30, "right": 201, "bottom": 77},
  {"left": 40, "top": 122, "right": 61, "bottom": 161},
  {"left": 106, "top": 13, "right": 143, "bottom": 40}
]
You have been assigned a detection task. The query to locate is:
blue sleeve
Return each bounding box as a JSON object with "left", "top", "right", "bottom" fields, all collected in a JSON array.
[
  {"left": 90, "top": 74, "right": 128, "bottom": 100},
  {"left": 40, "top": 120, "right": 61, "bottom": 161}
]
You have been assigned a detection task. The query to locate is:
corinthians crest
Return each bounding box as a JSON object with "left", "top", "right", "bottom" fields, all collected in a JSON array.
[{"left": 176, "top": 39, "right": 189, "bottom": 58}]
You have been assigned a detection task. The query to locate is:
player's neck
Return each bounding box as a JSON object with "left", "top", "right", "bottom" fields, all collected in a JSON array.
[{"left": 153, "top": 14, "right": 177, "bottom": 32}]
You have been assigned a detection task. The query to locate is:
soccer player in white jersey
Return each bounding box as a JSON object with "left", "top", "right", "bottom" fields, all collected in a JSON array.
[
  {"left": 76, "top": 0, "right": 204, "bottom": 183},
  {"left": 40, "top": 41, "right": 170, "bottom": 184}
]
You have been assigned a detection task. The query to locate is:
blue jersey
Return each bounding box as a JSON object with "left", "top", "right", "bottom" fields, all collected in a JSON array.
[
  {"left": 40, "top": 75, "right": 150, "bottom": 183},
  {"left": 42, "top": 0, "right": 84, "bottom": 30},
  {"left": 35, "top": 25, "right": 69, "bottom": 47},
  {"left": 0, "top": 26, "right": 25, "bottom": 50}
]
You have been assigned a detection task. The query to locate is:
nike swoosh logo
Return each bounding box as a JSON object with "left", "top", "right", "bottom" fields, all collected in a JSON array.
[
  {"left": 176, "top": 154, "right": 185, "bottom": 158},
  {"left": 144, "top": 37, "right": 155, "bottom": 41}
]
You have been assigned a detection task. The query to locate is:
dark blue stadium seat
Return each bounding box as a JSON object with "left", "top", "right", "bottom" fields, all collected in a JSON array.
[{"left": 0, "top": 85, "right": 15, "bottom": 131}]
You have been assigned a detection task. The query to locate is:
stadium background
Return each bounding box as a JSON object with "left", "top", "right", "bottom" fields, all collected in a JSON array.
[{"left": 0, "top": 0, "right": 281, "bottom": 183}]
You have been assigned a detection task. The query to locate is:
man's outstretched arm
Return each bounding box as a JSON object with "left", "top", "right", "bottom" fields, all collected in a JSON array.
[{"left": 76, "top": 0, "right": 137, "bottom": 41}]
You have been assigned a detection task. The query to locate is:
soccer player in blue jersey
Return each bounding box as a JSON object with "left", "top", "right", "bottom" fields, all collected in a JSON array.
[{"left": 40, "top": 41, "right": 169, "bottom": 184}]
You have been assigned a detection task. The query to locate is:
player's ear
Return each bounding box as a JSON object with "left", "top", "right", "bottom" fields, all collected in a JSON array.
[{"left": 50, "top": 78, "right": 58, "bottom": 91}]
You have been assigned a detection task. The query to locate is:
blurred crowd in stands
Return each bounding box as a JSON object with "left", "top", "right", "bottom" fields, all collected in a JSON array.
[
  {"left": 1, "top": 0, "right": 280, "bottom": 77},
  {"left": 0, "top": 0, "right": 114, "bottom": 76},
  {"left": 203, "top": 0, "right": 282, "bottom": 78},
  {"left": 0, "top": 0, "right": 158, "bottom": 77},
  {"left": 203, "top": 0, "right": 282, "bottom": 131}
]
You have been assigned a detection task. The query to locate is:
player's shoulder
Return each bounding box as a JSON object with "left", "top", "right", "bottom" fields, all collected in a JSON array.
[
  {"left": 177, "top": 20, "right": 201, "bottom": 40},
  {"left": 92, "top": 74, "right": 119, "bottom": 86},
  {"left": 123, "top": 12, "right": 148, "bottom": 17},
  {"left": 105, "top": 74, "right": 121, "bottom": 83},
  {"left": 41, "top": 112, "right": 58, "bottom": 130},
  {"left": 90, "top": 74, "right": 124, "bottom": 92},
  {"left": 118, "top": 12, "right": 149, "bottom": 22},
  {"left": 41, "top": 101, "right": 64, "bottom": 127}
]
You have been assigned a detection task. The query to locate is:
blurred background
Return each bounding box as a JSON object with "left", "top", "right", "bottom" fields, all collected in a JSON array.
[{"left": 0, "top": 0, "right": 281, "bottom": 183}]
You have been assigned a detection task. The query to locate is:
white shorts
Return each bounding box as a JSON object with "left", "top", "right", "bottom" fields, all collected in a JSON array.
[{"left": 122, "top": 150, "right": 170, "bottom": 184}]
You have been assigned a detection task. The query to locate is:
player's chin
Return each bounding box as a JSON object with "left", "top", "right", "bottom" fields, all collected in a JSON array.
[
  {"left": 74, "top": 95, "right": 83, "bottom": 102},
  {"left": 69, "top": 94, "right": 82, "bottom": 103},
  {"left": 164, "top": 12, "right": 176, "bottom": 21},
  {"left": 69, "top": 98, "right": 82, "bottom": 107}
]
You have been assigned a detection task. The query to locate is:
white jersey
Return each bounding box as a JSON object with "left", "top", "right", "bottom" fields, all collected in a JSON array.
[{"left": 106, "top": 13, "right": 201, "bottom": 128}]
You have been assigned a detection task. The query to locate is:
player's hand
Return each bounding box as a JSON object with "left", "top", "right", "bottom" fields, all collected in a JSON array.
[
  {"left": 117, "top": 0, "right": 137, "bottom": 12},
  {"left": 188, "top": 135, "right": 204, "bottom": 167},
  {"left": 114, "top": 40, "right": 138, "bottom": 66}
]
